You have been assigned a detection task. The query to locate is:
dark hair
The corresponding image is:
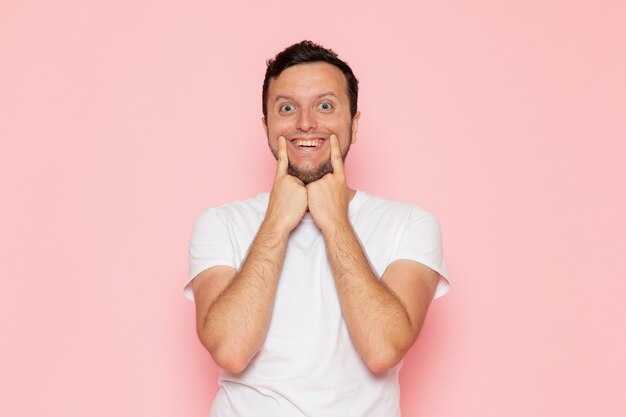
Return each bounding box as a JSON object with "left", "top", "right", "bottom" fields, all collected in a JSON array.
[{"left": 262, "top": 40, "right": 359, "bottom": 119}]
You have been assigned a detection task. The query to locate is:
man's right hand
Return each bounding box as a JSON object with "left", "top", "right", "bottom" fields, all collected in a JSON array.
[
  {"left": 265, "top": 136, "right": 308, "bottom": 234},
  {"left": 194, "top": 136, "right": 301, "bottom": 373}
]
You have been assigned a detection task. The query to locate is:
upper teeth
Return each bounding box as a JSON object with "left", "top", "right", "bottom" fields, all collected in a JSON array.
[{"left": 294, "top": 139, "right": 322, "bottom": 147}]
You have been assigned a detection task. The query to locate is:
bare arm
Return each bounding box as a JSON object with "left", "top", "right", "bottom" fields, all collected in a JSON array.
[
  {"left": 307, "top": 135, "right": 439, "bottom": 372},
  {"left": 192, "top": 136, "right": 307, "bottom": 373},
  {"left": 322, "top": 221, "right": 438, "bottom": 373},
  {"left": 192, "top": 220, "right": 290, "bottom": 373}
]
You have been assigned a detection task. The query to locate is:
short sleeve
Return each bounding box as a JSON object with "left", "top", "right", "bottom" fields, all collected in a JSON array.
[
  {"left": 183, "top": 208, "right": 236, "bottom": 301},
  {"left": 392, "top": 207, "right": 451, "bottom": 299}
]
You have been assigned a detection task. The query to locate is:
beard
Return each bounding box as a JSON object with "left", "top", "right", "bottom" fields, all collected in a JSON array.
[
  {"left": 287, "top": 158, "right": 333, "bottom": 185},
  {"left": 287, "top": 142, "right": 351, "bottom": 184},
  {"left": 271, "top": 126, "right": 352, "bottom": 185},
  {"left": 288, "top": 157, "right": 334, "bottom": 185}
]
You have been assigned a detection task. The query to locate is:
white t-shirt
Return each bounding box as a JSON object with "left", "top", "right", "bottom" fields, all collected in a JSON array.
[{"left": 184, "top": 190, "right": 450, "bottom": 417}]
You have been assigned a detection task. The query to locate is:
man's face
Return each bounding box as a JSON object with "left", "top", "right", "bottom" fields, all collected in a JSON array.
[{"left": 263, "top": 62, "right": 360, "bottom": 184}]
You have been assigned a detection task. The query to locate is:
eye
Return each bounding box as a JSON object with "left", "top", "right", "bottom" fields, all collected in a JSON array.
[
  {"left": 318, "top": 102, "right": 333, "bottom": 111},
  {"left": 280, "top": 104, "right": 295, "bottom": 113}
]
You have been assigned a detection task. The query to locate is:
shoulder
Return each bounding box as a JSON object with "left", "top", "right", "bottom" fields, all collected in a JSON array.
[
  {"left": 194, "top": 193, "right": 270, "bottom": 226},
  {"left": 355, "top": 190, "right": 439, "bottom": 226},
  {"left": 357, "top": 191, "right": 449, "bottom": 296}
]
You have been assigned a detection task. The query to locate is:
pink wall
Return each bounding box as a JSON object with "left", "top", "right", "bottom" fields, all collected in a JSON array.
[{"left": 2, "top": 1, "right": 625, "bottom": 416}]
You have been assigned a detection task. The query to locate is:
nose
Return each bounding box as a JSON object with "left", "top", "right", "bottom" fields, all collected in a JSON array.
[{"left": 296, "top": 107, "right": 317, "bottom": 132}]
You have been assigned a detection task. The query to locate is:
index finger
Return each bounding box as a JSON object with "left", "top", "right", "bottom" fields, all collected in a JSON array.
[
  {"left": 329, "top": 134, "right": 344, "bottom": 176},
  {"left": 276, "top": 136, "right": 288, "bottom": 176}
]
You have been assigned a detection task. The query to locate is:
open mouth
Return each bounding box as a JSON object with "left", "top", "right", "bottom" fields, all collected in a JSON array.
[{"left": 292, "top": 139, "right": 324, "bottom": 147}]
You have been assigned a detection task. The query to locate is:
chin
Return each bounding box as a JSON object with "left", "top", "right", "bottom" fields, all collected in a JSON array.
[{"left": 288, "top": 159, "right": 333, "bottom": 184}]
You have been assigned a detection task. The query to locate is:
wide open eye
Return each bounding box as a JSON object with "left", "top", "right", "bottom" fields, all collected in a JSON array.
[
  {"left": 318, "top": 102, "right": 333, "bottom": 111},
  {"left": 280, "top": 104, "right": 295, "bottom": 113}
]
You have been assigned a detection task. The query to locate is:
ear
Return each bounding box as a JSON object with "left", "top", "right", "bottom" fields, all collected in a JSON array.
[
  {"left": 350, "top": 111, "right": 361, "bottom": 144},
  {"left": 262, "top": 116, "right": 269, "bottom": 138}
]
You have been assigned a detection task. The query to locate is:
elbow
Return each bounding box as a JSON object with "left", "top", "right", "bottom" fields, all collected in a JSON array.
[
  {"left": 197, "top": 331, "right": 253, "bottom": 374},
  {"left": 363, "top": 346, "right": 404, "bottom": 374},
  {"left": 211, "top": 349, "right": 250, "bottom": 374},
  {"left": 364, "top": 324, "right": 423, "bottom": 372}
]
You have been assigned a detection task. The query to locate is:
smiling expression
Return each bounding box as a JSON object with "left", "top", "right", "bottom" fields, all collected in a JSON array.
[{"left": 263, "top": 62, "right": 361, "bottom": 184}]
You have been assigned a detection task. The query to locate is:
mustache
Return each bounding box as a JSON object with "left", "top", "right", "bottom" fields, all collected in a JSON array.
[{"left": 283, "top": 132, "right": 331, "bottom": 141}]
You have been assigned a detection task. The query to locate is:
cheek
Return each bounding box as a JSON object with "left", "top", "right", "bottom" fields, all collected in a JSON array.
[
  {"left": 267, "top": 138, "right": 279, "bottom": 158},
  {"left": 266, "top": 120, "right": 291, "bottom": 137},
  {"left": 327, "top": 121, "right": 350, "bottom": 138}
]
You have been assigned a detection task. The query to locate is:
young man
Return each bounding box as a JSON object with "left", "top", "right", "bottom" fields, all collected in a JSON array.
[{"left": 184, "top": 40, "right": 450, "bottom": 417}]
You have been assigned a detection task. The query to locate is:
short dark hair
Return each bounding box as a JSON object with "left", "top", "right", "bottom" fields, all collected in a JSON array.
[{"left": 262, "top": 40, "right": 359, "bottom": 119}]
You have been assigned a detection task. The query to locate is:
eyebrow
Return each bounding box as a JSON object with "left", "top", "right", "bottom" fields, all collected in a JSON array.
[{"left": 273, "top": 92, "right": 338, "bottom": 103}]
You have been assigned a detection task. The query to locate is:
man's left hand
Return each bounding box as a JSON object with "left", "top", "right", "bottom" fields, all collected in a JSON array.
[{"left": 307, "top": 134, "right": 351, "bottom": 233}]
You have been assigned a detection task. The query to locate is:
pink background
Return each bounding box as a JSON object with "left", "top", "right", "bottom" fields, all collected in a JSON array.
[{"left": 2, "top": 1, "right": 625, "bottom": 416}]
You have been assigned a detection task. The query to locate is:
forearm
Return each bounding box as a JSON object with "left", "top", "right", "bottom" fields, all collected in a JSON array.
[
  {"left": 200, "top": 219, "right": 288, "bottom": 372},
  {"left": 324, "top": 220, "right": 414, "bottom": 372}
]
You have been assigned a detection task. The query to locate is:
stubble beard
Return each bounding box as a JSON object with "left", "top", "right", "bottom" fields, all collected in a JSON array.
[
  {"left": 280, "top": 128, "right": 352, "bottom": 185},
  {"left": 288, "top": 157, "right": 334, "bottom": 185}
]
